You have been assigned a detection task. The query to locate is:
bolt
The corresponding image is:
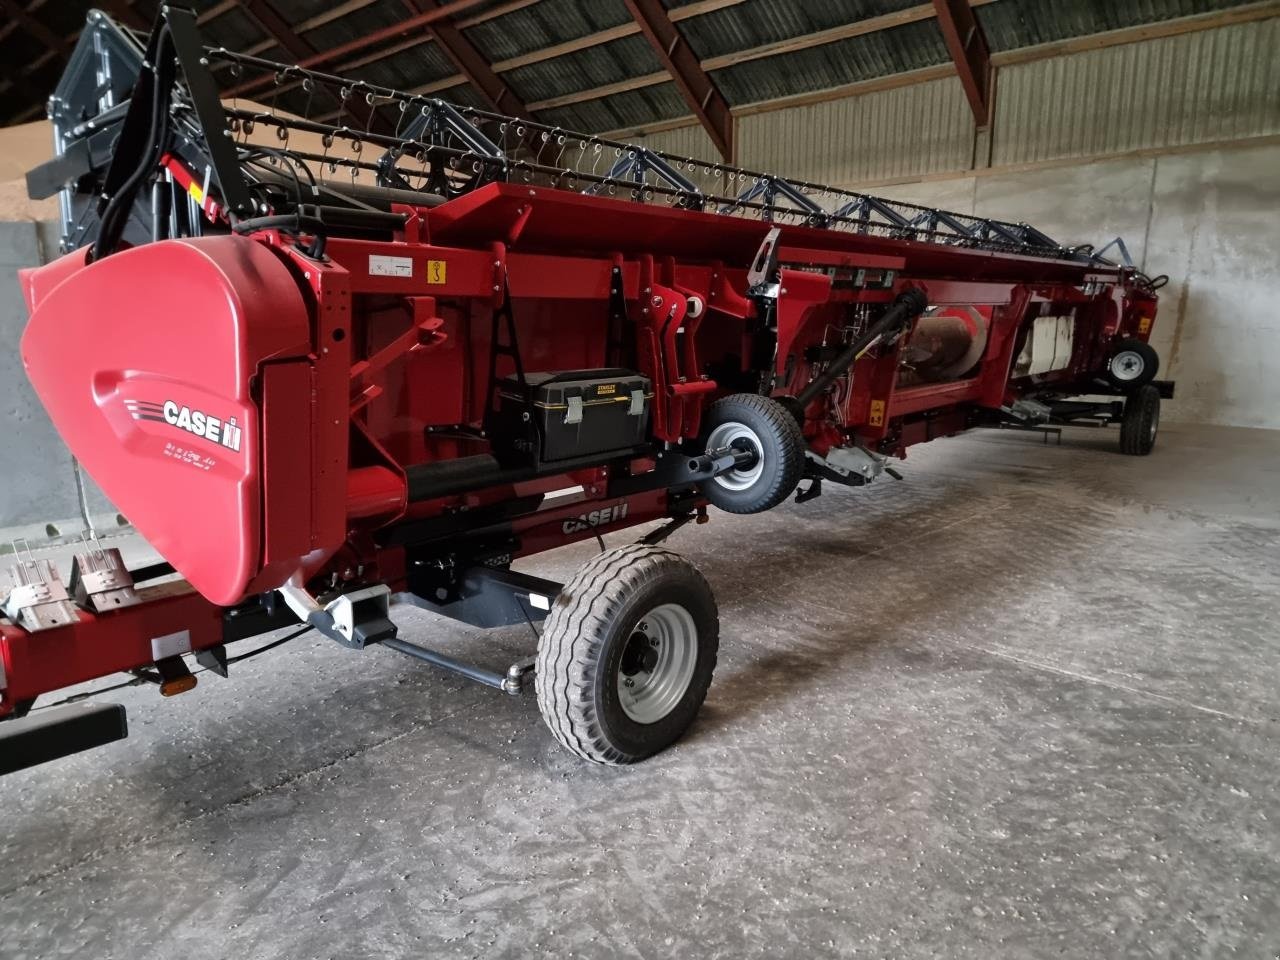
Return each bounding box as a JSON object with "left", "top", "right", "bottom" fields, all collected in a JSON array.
[
  {"left": 651, "top": 296, "right": 662, "bottom": 307},
  {"left": 624, "top": 678, "right": 635, "bottom": 688}
]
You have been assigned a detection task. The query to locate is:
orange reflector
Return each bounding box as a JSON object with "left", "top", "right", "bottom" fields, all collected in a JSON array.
[{"left": 159, "top": 675, "right": 198, "bottom": 697}]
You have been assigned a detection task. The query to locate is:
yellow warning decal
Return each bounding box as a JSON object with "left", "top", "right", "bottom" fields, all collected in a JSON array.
[
  {"left": 869, "top": 399, "right": 886, "bottom": 427},
  {"left": 427, "top": 260, "right": 447, "bottom": 284},
  {"left": 1138, "top": 315, "right": 1152, "bottom": 335}
]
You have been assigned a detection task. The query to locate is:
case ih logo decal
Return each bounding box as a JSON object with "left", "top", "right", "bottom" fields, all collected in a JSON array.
[
  {"left": 562, "top": 502, "right": 629, "bottom": 534},
  {"left": 125, "top": 400, "right": 243, "bottom": 452}
]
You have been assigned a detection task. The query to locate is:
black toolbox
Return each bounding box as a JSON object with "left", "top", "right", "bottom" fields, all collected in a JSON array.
[{"left": 489, "top": 369, "right": 651, "bottom": 468}]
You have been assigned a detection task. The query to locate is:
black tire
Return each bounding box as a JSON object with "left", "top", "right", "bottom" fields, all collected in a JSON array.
[
  {"left": 1119, "top": 384, "right": 1160, "bottom": 455},
  {"left": 535, "top": 544, "right": 719, "bottom": 764},
  {"left": 1106, "top": 338, "right": 1159, "bottom": 391},
  {"left": 699, "top": 393, "right": 805, "bottom": 514}
]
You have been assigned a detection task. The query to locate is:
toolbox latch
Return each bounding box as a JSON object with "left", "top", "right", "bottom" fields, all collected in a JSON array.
[
  {"left": 565, "top": 395, "right": 584, "bottom": 425},
  {"left": 629, "top": 389, "right": 646, "bottom": 416}
]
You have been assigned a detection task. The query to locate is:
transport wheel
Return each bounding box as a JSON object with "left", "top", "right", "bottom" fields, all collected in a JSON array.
[
  {"left": 1119, "top": 384, "right": 1160, "bottom": 456},
  {"left": 1106, "top": 338, "right": 1159, "bottom": 390},
  {"left": 535, "top": 544, "right": 719, "bottom": 764},
  {"left": 699, "top": 393, "right": 805, "bottom": 514}
]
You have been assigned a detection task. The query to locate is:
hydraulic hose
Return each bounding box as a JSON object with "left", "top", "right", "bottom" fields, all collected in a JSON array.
[{"left": 793, "top": 287, "right": 929, "bottom": 410}]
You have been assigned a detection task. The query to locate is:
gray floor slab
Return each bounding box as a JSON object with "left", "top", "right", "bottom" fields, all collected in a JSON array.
[{"left": 2, "top": 422, "right": 1278, "bottom": 959}]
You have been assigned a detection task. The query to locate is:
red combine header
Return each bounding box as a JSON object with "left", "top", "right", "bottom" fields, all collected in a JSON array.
[{"left": 2, "top": 8, "right": 1169, "bottom": 770}]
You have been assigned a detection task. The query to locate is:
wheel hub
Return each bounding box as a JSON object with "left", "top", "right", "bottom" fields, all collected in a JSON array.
[
  {"left": 706, "top": 421, "right": 765, "bottom": 492},
  {"left": 1110, "top": 349, "right": 1145, "bottom": 382},
  {"left": 620, "top": 631, "right": 660, "bottom": 676},
  {"left": 616, "top": 603, "right": 698, "bottom": 724}
]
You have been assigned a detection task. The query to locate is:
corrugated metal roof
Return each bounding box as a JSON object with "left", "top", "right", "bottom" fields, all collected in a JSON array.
[
  {"left": 502, "top": 35, "right": 662, "bottom": 104},
  {"left": 200, "top": 6, "right": 273, "bottom": 52},
  {"left": 33, "top": 0, "right": 98, "bottom": 38},
  {"left": 358, "top": 43, "right": 459, "bottom": 92},
  {"left": 301, "top": 0, "right": 412, "bottom": 54},
  {"left": 712, "top": 19, "right": 950, "bottom": 105},
  {"left": 433, "top": 82, "right": 492, "bottom": 114},
  {"left": 977, "top": 0, "right": 1258, "bottom": 51},
  {"left": 464, "top": 0, "right": 633, "bottom": 63},
  {"left": 8, "top": 0, "right": 1275, "bottom": 135},
  {"left": 676, "top": 0, "right": 927, "bottom": 59},
  {"left": 537, "top": 82, "right": 689, "bottom": 133}
]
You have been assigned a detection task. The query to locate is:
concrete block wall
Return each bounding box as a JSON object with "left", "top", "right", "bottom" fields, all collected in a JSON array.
[{"left": 864, "top": 140, "right": 1280, "bottom": 430}]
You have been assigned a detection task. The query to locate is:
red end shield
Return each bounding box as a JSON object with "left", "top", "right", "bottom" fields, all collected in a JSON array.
[{"left": 21, "top": 236, "right": 313, "bottom": 605}]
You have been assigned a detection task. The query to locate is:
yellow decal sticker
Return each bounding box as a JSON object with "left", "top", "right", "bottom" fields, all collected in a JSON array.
[
  {"left": 426, "top": 260, "right": 447, "bottom": 285},
  {"left": 869, "top": 399, "right": 886, "bottom": 427},
  {"left": 1138, "top": 315, "right": 1152, "bottom": 335},
  {"left": 596, "top": 383, "right": 616, "bottom": 395}
]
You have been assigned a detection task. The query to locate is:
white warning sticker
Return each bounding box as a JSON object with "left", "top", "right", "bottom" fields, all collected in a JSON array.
[{"left": 369, "top": 254, "right": 414, "bottom": 277}]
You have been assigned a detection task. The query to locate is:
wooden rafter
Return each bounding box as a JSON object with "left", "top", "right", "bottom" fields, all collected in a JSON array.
[
  {"left": 399, "top": 0, "right": 529, "bottom": 116},
  {"left": 624, "top": 0, "right": 734, "bottom": 160},
  {"left": 598, "top": 1, "right": 1280, "bottom": 141},
  {"left": 227, "top": 0, "right": 491, "bottom": 98},
  {"left": 237, "top": 0, "right": 381, "bottom": 128},
  {"left": 932, "top": 0, "right": 992, "bottom": 124},
  {"left": 0, "top": 0, "right": 69, "bottom": 57},
  {"left": 445, "top": 0, "right": 1000, "bottom": 127}
]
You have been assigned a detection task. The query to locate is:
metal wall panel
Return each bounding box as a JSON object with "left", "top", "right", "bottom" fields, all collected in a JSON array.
[
  {"left": 992, "top": 19, "right": 1280, "bottom": 165},
  {"left": 633, "top": 123, "right": 721, "bottom": 161},
  {"left": 735, "top": 77, "right": 973, "bottom": 185}
]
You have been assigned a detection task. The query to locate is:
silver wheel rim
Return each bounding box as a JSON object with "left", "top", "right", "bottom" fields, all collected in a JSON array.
[
  {"left": 1110, "top": 350, "right": 1146, "bottom": 382},
  {"left": 706, "top": 421, "right": 764, "bottom": 492},
  {"left": 617, "top": 603, "right": 698, "bottom": 724}
]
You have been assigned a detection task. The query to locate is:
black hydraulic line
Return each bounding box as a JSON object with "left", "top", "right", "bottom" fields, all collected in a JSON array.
[
  {"left": 793, "top": 288, "right": 929, "bottom": 410},
  {"left": 230, "top": 203, "right": 407, "bottom": 234},
  {"left": 150, "top": 176, "right": 170, "bottom": 242},
  {"left": 92, "top": 24, "right": 174, "bottom": 261}
]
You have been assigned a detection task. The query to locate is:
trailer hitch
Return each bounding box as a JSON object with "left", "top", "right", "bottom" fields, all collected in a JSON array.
[
  {"left": 796, "top": 445, "right": 902, "bottom": 503},
  {"left": 277, "top": 580, "right": 397, "bottom": 650}
]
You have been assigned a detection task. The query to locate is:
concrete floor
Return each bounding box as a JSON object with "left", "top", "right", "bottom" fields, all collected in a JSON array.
[{"left": 2, "top": 422, "right": 1278, "bottom": 959}]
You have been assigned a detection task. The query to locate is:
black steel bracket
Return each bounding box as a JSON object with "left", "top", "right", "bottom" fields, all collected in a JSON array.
[{"left": 0, "top": 702, "right": 128, "bottom": 775}]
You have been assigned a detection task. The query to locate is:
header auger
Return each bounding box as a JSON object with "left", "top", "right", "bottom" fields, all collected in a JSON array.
[{"left": 2, "top": 7, "right": 1169, "bottom": 771}]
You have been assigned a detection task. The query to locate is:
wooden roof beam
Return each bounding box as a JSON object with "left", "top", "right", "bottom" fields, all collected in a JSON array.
[
  {"left": 624, "top": 0, "right": 734, "bottom": 161},
  {"left": 227, "top": 0, "right": 491, "bottom": 98},
  {"left": 237, "top": 0, "right": 382, "bottom": 128},
  {"left": 400, "top": 0, "right": 530, "bottom": 116},
  {"left": 932, "top": 0, "right": 992, "bottom": 125},
  {"left": 0, "top": 0, "right": 69, "bottom": 57}
]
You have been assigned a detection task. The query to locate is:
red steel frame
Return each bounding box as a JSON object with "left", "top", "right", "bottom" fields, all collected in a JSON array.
[{"left": 5, "top": 177, "right": 1160, "bottom": 718}]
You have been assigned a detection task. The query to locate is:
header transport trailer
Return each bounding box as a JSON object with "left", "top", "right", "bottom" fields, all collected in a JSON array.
[{"left": 1, "top": 8, "right": 1169, "bottom": 771}]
